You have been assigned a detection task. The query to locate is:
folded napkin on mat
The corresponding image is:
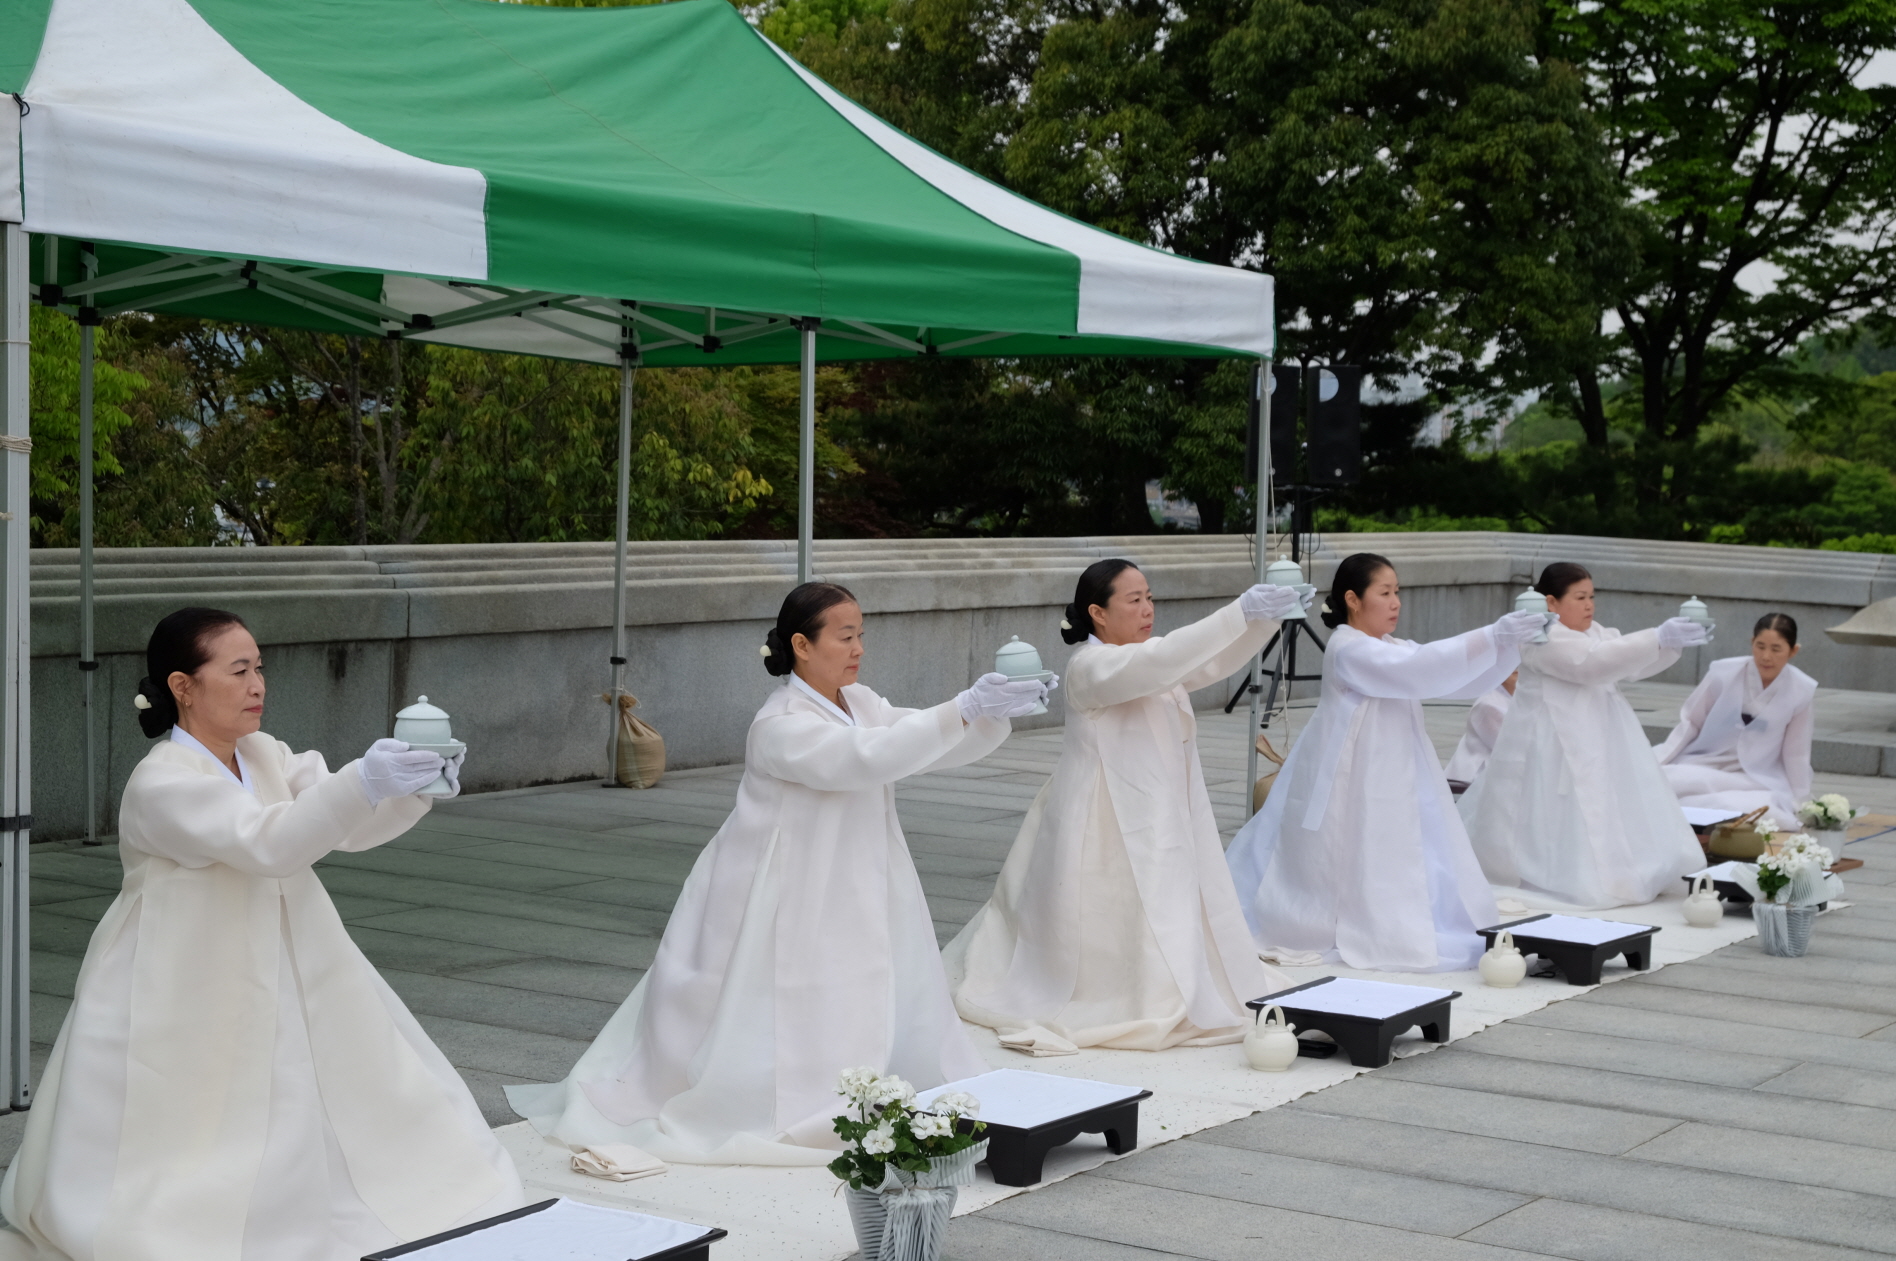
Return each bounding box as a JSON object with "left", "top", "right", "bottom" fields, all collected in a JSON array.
[
  {"left": 1259, "top": 947, "right": 1324, "bottom": 967},
  {"left": 571, "top": 1143, "right": 669, "bottom": 1182},
  {"left": 997, "top": 1024, "right": 1079, "bottom": 1057}
]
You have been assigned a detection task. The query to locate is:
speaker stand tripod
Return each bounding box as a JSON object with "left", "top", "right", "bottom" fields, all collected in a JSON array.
[{"left": 1225, "top": 485, "right": 1330, "bottom": 740}]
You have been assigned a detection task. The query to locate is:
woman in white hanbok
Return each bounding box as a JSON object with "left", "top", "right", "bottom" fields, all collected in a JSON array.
[
  {"left": 1225, "top": 556, "right": 1544, "bottom": 972},
  {"left": 507, "top": 584, "right": 1048, "bottom": 1164},
  {"left": 1461, "top": 563, "right": 1710, "bottom": 909},
  {"left": 1443, "top": 673, "right": 1515, "bottom": 786},
  {"left": 0, "top": 608, "right": 521, "bottom": 1261},
  {"left": 1655, "top": 613, "right": 1815, "bottom": 827},
  {"left": 946, "top": 561, "right": 1306, "bottom": 1055}
]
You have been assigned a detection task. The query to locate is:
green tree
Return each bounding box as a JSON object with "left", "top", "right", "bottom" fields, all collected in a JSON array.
[{"left": 1543, "top": 0, "right": 1896, "bottom": 516}]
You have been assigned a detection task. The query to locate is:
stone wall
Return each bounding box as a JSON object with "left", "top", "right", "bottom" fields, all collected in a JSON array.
[{"left": 27, "top": 532, "right": 1896, "bottom": 840}]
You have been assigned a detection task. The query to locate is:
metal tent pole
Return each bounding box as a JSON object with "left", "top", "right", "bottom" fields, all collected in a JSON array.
[
  {"left": 607, "top": 354, "right": 634, "bottom": 785},
  {"left": 78, "top": 248, "right": 96, "bottom": 846},
  {"left": 0, "top": 222, "right": 32, "bottom": 1110},
  {"left": 797, "top": 319, "right": 815, "bottom": 584},
  {"left": 1246, "top": 358, "right": 1273, "bottom": 799}
]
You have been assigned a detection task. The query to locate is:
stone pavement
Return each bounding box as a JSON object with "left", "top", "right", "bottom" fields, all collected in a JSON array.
[{"left": 10, "top": 698, "right": 1896, "bottom": 1260}]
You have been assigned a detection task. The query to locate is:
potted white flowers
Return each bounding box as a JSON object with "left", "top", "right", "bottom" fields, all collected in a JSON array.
[
  {"left": 1797, "top": 793, "right": 1860, "bottom": 852},
  {"left": 1732, "top": 834, "right": 1836, "bottom": 957},
  {"left": 830, "top": 1068, "right": 987, "bottom": 1261}
]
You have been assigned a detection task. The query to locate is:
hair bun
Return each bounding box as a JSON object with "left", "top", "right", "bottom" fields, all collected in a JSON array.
[
  {"left": 1059, "top": 601, "right": 1090, "bottom": 646},
  {"left": 762, "top": 626, "right": 793, "bottom": 677},
  {"left": 135, "top": 674, "right": 179, "bottom": 739}
]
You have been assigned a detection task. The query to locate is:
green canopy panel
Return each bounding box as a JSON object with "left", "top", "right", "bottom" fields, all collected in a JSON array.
[{"left": 3, "top": 0, "right": 1273, "bottom": 364}]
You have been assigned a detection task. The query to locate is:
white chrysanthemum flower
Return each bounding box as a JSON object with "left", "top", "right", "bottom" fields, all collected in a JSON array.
[
  {"left": 862, "top": 1121, "right": 897, "bottom": 1155},
  {"left": 1819, "top": 793, "right": 1850, "bottom": 812},
  {"left": 933, "top": 1091, "right": 981, "bottom": 1118}
]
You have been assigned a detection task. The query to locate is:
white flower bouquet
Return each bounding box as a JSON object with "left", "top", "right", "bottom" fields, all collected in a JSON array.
[
  {"left": 829, "top": 1068, "right": 986, "bottom": 1191},
  {"left": 1734, "top": 833, "right": 1835, "bottom": 906},
  {"left": 1797, "top": 794, "right": 1859, "bottom": 832}
]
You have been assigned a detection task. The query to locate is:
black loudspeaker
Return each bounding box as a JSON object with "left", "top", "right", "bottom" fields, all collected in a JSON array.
[
  {"left": 1245, "top": 366, "right": 1302, "bottom": 484},
  {"left": 1307, "top": 366, "right": 1362, "bottom": 485}
]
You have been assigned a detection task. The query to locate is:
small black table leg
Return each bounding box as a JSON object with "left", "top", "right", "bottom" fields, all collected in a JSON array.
[
  {"left": 1418, "top": 1018, "right": 1447, "bottom": 1044},
  {"left": 1099, "top": 1101, "right": 1140, "bottom": 1155},
  {"left": 1624, "top": 946, "right": 1650, "bottom": 971},
  {"left": 983, "top": 1141, "right": 1047, "bottom": 1188}
]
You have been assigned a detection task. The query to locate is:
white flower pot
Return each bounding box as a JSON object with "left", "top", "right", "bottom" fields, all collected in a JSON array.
[
  {"left": 845, "top": 1141, "right": 987, "bottom": 1261},
  {"left": 1753, "top": 902, "right": 1816, "bottom": 957}
]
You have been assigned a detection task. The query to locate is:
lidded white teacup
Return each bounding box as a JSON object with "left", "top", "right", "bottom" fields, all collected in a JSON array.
[{"left": 392, "top": 696, "right": 465, "bottom": 796}]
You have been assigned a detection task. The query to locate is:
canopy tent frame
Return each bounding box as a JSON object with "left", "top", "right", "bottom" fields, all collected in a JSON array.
[{"left": 1, "top": 0, "right": 1282, "bottom": 1119}]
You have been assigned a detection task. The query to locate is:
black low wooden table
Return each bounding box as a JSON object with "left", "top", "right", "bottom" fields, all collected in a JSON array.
[
  {"left": 921, "top": 1069, "right": 1151, "bottom": 1188},
  {"left": 1249, "top": 977, "right": 1458, "bottom": 1069},
  {"left": 364, "top": 1198, "right": 726, "bottom": 1261},
  {"left": 1477, "top": 913, "right": 1657, "bottom": 986}
]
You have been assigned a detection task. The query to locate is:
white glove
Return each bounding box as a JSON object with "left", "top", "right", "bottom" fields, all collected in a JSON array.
[
  {"left": 439, "top": 750, "right": 465, "bottom": 800},
  {"left": 1239, "top": 583, "right": 1305, "bottom": 622},
  {"left": 359, "top": 738, "right": 446, "bottom": 806},
  {"left": 958, "top": 672, "right": 1051, "bottom": 722},
  {"left": 1657, "top": 617, "right": 1711, "bottom": 650},
  {"left": 1492, "top": 609, "right": 1552, "bottom": 646}
]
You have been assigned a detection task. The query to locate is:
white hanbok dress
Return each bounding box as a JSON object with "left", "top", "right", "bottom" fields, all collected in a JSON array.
[
  {"left": 506, "top": 679, "right": 1003, "bottom": 1165},
  {"left": 1461, "top": 622, "right": 1703, "bottom": 909},
  {"left": 0, "top": 730, "right": 523, "bottom": 1261},
  {"left": 1443, "top": 686, "right": 1512, "bottom": 784},
  {"left": 1225, "top": 624, "right": 1517, "bottom": 972},
  {"left": 1654, "top": 658, "right": 1816, "bottom": 826},
  {"left": 945, "top": 600, "right": 1286, "bottom": 1054}
]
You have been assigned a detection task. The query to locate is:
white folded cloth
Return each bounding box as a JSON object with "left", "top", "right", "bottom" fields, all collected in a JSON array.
[
  {"left": 996, "top": 1024, "right": 1079, "bottom": 1057},
  {"left": 1258, "top": 947, "right": 1324, "bottom": 967},
  {"left": 570, "top": 1143, "right": 670, "bottom": 1182}
]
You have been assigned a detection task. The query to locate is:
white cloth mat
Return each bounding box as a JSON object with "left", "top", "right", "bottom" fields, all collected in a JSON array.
[
  {"left": 1262, "top": 977, "right": 1455, "bottom": 1019},
  {"left": 915, "top": 1069, "right": 1144, "bottom": 1129},
  {"left": 393, "top": 1198, "right": 711, "bottom": 1260},
  {"left": 1503, "top": 913, "right": 1655, "bottom": 945},
  {"left": 1682, "top": 806, "right": 1743, "bottom": 827}
]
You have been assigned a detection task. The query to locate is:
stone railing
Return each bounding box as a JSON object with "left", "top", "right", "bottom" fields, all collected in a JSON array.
[{"left": 26, "top": 531, "right": 1896, "bottom": 839}]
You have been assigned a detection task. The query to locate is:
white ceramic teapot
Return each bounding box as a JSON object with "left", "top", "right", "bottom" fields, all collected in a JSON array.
[
  {"left": 392, "top": 695, "right": 466, "bottom": 797},
  {"left": 1682, "top": 874, "right": 1724, "bottom": 927},
  {"left": 994, "top": 636, "right": 1054, "bottom": 715},
  {"left": 1479, "top": 931, "right": 1527, "bottom": 988},
  {"left": 1243, "top": 1004, "right": 1300, "bottom": 1072}
]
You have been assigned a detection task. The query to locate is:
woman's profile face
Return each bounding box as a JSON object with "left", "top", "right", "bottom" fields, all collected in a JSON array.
[
  {"left": 792, "top": 601, "right": 864, "bottom": 699},
  {"left": 1345, "top": 567, "right": 1401, "bottom": 637},
  {"left": 170, "top": 624, "right": 266, "bottom": 743},
  {"left": 1752, "top": 629, "right": 1798, "bottom": 682},
  {"left": 1547, "top": 579, "right": 1595, "bottom": 632},
  {"left": 1089, "top": 568, "right": 1155, "bottom": 646}
]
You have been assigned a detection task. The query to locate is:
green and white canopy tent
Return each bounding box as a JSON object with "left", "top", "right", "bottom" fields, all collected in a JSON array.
[{"left": 0, "top": 0, "right": 1277, "bottom": 1110}]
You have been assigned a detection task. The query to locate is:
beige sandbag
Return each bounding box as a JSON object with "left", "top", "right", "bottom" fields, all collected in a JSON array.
[
  {"left": 604, "top": 692, "right": 666, "bottom": 789},
  {"left": 1251, "top": 732, "right": 1286, "bottom": 814}
]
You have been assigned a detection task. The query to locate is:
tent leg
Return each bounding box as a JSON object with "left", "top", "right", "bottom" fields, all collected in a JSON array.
[
  {"left": 79, "top": 293, "right": 96, "bottom": 846},
  {"left": 1246, "top": 357, "right": 1273, "bottom": 804},
  {"left": 797, "top": 320, "right": 815, "bottom": 585},
  {"left": 607, "top": 356, "right": 634, "bottom": 786},
  {"left": 0, "top": 222, "right": 32, "bottom": 1110}
]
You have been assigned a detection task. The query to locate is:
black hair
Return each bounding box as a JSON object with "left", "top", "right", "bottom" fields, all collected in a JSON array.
[
  {"left": 137, "top": 607, "right": 250, "bottom": 738},
  {"left": 763, "top": 582, "right": 859, "bottom": 677},
  {"left": 1534, "top": 562, "right": 1593, "bottom": 601},
  {"left": 1753, "top": 612, "right": 1798, "bottom": 648},
  {"left": 1062, "top": 559, "right": 1142, "bottom": 645},
  {"left": 1320, "top": 553, "right": 1394, "bottom": 630}
]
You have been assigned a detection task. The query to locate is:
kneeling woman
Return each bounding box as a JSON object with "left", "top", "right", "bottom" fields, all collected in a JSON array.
[
  {"left": 947, "top": 561, "right": 1306, "bottom": 1054},
  {"left": 2, "top": 608, "right": 521, "bottom": 1261},
  {"left": 1224, "top": 555, "right": 1545, "bottom": 972},
  {"left": 508, "top": 583, "right": 1047, "bottom": 1164},
  {"left": 1655, "top": 613, "right": 1815, "bottom": 828},
  {"left": 1460, "top": 562, "right": 1709, "bottom": 909}
]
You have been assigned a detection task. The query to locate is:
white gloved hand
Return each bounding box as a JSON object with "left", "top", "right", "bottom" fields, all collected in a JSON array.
[
  {"left": 1492, "top": 609, "right": 1552, "bottom": 646},
  {"left": 359, "top": 738, "right": 447, "bottom": 806},
  {"left": 1239, "top": 583, "right": 1305, "bottom": 622},
  {"left": 1657, "top": 617, "right": 1711, "bottom": 650},
  {"left": 958, "top": 672, "right": 1050, "bottom": 722},
  {"left": 439, "top": 750, "right": 466, "bottom": 800}
]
